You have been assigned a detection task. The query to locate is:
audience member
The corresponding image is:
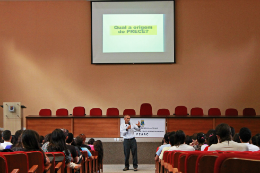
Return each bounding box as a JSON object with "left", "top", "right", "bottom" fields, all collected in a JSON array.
[
  {"left": 44, "top": 133, "right": 51, "bottom": 144},
  {"left": 159, "top": 131, "right": 175, "bottom": 160},
  {"left": 190, "top": 133, "right": 198, "bottom": 146},
  {"left": 66, "top": 133, "right": 79, "bottom": 163},
  {"left": 239, "top": 127, "right": 259, "bottom": 151},
  {"left": 252, "top": 135, "right": 258, "bottom": 146},
  {"left": 233, "top": 133, "right": 240, "bottom": 143},
  {"left": 42, "top": 129, "right": 80, "bottom": 169},
  {"left": 209, "top": 123, "right": 248, "bottom": 151},
  {"left": 230, "top": 126, "right": 235, "bottom": 139},
  {"left": 94, "top": 140, "right": 103, "bottom": 172},
  {"left": 168, "top": 130, "right": 194, "bottom": 151},
  {"left": 204, "top": 130, "right": 218, "bottom": 151},
  {"left": 194, "top": 132, "right": 206, "bottom": 151},
  {"left": 0, "top": 130, "right": 12, "bottom": 149},
  {"left": 88, "top": 138, "right": 95, "bottom": 150},
  {"left": 0, "top": 130, "right": 3, "bottom": 143},
  {"left": 185, "top": 135, "right": 192, "bottom": 145},
  {"left": 39, "top": 135, "right": 44, "bottom": 146},
  {"left": 155, "top": 133, "right": 171, "bottom": 161},
  {"left": 79, "top": 134, "right": 91, "bottom": 150},
  {"left": 74, "top": 136, "right": 93, "bottom": 158}
]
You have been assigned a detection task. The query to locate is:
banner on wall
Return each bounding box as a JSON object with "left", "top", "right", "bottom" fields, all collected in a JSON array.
[{"left": 120, "top": 118, "right": 165, "bottom": 137}]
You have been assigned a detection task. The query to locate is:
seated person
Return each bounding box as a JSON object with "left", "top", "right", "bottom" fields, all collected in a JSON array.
[
  {"left": 88, "top": 138, "right": 95, "bottom": 150},
  {"left": 209, "top": 123, "right": 248, "bottom": 151},
  {"left": 168, "top": 130, "right": 195, "bottom": 151},
  {"left": 155, "top": 133, "right": 171, "bottom": 161},
  {"left": 203, "top": 130, "right": 218, "bottom": 151},
  {"left": 239, "top": 127, "right": 259, "bottom": 151},
  {"left": 79, "top": 134, "right": 91, "bottom": 150},
  {"left": 18, "top": 130, "right": 50, "bottom": 165},
  {"left": 66, "top": 133, "right": 79, "bottom": 163},
  {"left": 159, "top": 132, "right": 176, "bottom": 160},
  {"left": 94, "top": 140, "right": 103, "bottom": 172},
  {"left": 194, "top": 132, "right": 206, "bottom": 151},
  {"left": 74, "top": 136, "right": 93, "bottom": 159},
  {"left": 1, "top": 130, "right": 12, "bottom": 149}
]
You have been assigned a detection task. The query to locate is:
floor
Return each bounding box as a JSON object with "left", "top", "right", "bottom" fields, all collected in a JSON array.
[{"left": 103, "top": 164, "right": 155, "bottom": 173}]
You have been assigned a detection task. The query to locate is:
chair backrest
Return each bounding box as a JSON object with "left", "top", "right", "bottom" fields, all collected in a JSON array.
[
  {"left": 52, "top": 152, "right": 65, "bottom": 171},
  {"left": 208, "top": 108, "right": 221, "bottom": 116},
  {"left": 140, "top": 103, "right": 153, "bottom": 116},
  {"left": 157, "top": 109, "right": 170, "bottom": 116},
  {"left": 0, "top": 155, "right": 8, "bottom": 173},
  {"left": 178, "top": 153, "right": 187, "bottom": 173},
  {"left": 185, "top": 151, "right": 204, "bottom": 173},
  {"left": 26, "top": 151, "right": 45, "bottom": 173},
  {"left": 173, "top": 151, "right": 186, "bottom": 170},
  {"left": 106, "top": 108, "right": 119, "bottom": 116},
  {"left": 225, "top": 108, "right": 238, "bottom": 116},
  {"left": 0, "top": 152, "right": 29, "bottom": 173},
  {"left": 243, "top": 108, "right": 256, "bottom": 116},
  {"left": 190, "top": 107, "right": 204, "bottom": 116},
  {"left": 39, "top": 109, "right": 52, "bottom": 116},
  {"left": 174, "top": 106, "right": 188, "bottom": 116},
  {"left": 123, "top": 109, "right": 136, "bottom": 116},
  {"left": 45, "top": 152, "right": 55, "bottom": 173},
  {"left": 56, "top": 108, "right": 69, "bottom": 116},
  {"left": 214, "top": 153, "right": 260, "bottom": 173},
  {"left": 195, "top": 152, "right": 219, "bottom": 173},
  {"left": 90, "top": 108, "right": 102, "bottom": 116},
  {"left": 73, "top": 106, "right": 85, "bottom": 116}
]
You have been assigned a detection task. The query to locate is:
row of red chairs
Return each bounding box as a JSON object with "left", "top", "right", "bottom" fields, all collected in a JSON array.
[
  {"left": 39, "top": 103, "right": 257, "bottom": 116},
  {"left": 0, "top": 150, "right": 100, "bottom": 173},
  {"left": 158, "top": 150, "right": 260, "bottom": 173}
]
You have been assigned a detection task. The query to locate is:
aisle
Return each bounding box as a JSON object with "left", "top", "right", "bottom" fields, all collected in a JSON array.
[{"left": 103, "top": 164, "right": 155, "bottom": 173}]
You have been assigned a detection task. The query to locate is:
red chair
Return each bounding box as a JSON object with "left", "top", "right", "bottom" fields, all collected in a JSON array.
[
  {"left": 225, "top": 108, "right": 238, "bottom": 116},
  {"left": 184, "top": 151, "right": 206, "bottom": 173},
  {"left": 190, "top": 107, "right": 204, "bottom": 116},
  {"left": 140, "top": 103, "right": 153, "bottom": 116},
  {"left": 208, "top": 108, "right": 221, "bottom": 116},
  {"left": 0, "top": 155, "right": 19, "bottom": 173},
  {"left": 26, "top": 151, "right": 52, "bottom": 173},
  {"left": 39, "top": 109, "right": 52, "bottom": 116},
  {"left": 123, "top": 109, "right": 136, "bottom": 116},
  {"left": 174, "top": 106, "right": 188, "bottom": 116},
  {"left": 157, "top": 109, "right": 170, "bottom": 116},
  {"left": 56, "top": 108, "right": 69, "bottom": 116},
  {"left": 90, "top": 108, "right": 102, "bottom": 116},
  {"left": 106, "top": 108, "right": 119, "bottom": 116},
  {"left": 243, "top": 108, "right": 256, "bottom": 116},
  {"left": 214, "top": 153, "right": 260, "bottom": 173},
  {"left": 195, "top": 151, "right": 219, "bottom": 173},
  {"left": 73, "top": 106, "right": 85, "bottom": 116}
]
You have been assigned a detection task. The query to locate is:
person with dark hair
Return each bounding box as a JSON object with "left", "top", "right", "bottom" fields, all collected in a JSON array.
[
  {"left": 159, "top": 132, "right": 175, "bottom": 160},
  {"left": 252, "top": 135, "right": 258, "bottom": 146},
  {"left": 74, "top": 136, "right": 93, "bottom": 159},
  {"left": 203, "top": 130, "right": 218, "bottom": 151},
  {"left": 155, "top": 133, "right": 171, "bottom": 161},
  {"left": 185, "top": 135, "right": 192, "bottom": 145},
  {"left": 209, "top": 123, "right": 248, "bottom": 151},
  {"left": 39, "top": 135, "right": 44, "bottom": 145},
  {"left": 42, "top": 129, "right": 81, "bottom": 169},
  {"left": 230, "top": 126, "right": 235, "bottom": 139},
  {"left": 239, "top": 127, "right": 259, "bottom": 151},
  {"left": 79, "top": 134, "right": 91, "bottom": 150},
  {"left": 18, "top": 130, "right": 50, "bottom": 165},
  {"left": 94, "top": 140, "right": 103, "bottom": 173},
  {"left": 168, "top": 130, "right": 194, "bottom": 151},
  {"left": 190, "top": 133, "right": 198, "bottom": 146},
  {"left": 43, "top": 133, "right": 51, "bottom": 144},
  {"left": 88, "top": 138, "right": 95, "bottom": 150},
  {"left": 233, "top": 133, "right": 240, "bottom": 143},
  {"left": 1, "top": 130, "right": 12, "bottom": 149},
  {"left": 194, "top": 132, "right": 206, "bottom": 151},
  {"left": 66, "top": 133, "right": 79, "bottom": 163}
]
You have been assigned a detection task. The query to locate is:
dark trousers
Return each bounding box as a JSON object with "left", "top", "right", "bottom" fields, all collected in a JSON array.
[{"left": 123, "top": 138, "right": 138, "bottom": 168}]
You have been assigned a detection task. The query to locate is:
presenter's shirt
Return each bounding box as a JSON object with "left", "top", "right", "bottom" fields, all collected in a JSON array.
[{"left": 120, "top": 122, "right": 141, "bottom": 139}]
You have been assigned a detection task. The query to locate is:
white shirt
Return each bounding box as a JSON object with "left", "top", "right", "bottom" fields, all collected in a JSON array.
[
  {"left": 0, "top": 144, "right": 4, "bottom": 150},
  {"left": 0, "top": 141, "right": 12, "bottom": 149},
  {"left": 245, "top": 143, "right": 259, "bottom": 151},
  {"left": 168, "top": 144, "right": 195, "bottom": 151},
  {"left": 201, "top": 144, "right": 208, "bottom": 151},
  {"left": 209, "top": 141, "right": 248, "bottom": 151},
  {"left": 120, "top": 121, "right": 141, "bottom": 139}
]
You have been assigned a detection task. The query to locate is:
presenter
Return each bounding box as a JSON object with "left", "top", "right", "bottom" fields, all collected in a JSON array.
[{"left": 120, "top": 115, "right": 141, "bottom": 171}]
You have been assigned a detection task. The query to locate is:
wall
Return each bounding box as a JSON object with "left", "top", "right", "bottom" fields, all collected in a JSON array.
[{"left": 1, "top": 0, "right": 260, "bottom": 129}]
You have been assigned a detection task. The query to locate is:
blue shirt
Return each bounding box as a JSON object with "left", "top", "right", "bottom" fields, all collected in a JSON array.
[
  {"left": 81, "top": 147, "right": 92, "bottom": 157},
  {"left": 156, "top": 144, "right": 171, "bottom": 156}
]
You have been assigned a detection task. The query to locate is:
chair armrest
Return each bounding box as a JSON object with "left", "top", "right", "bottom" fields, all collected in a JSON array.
[
  {"left": 55, "top": 162, "right": 63, "bottom": 171},
  {"left": 44, "top": 163, "right": 52, "bottom": 172},
  {"left": 11, "top": 169, "right": 19, "bottom": 173},
  {"left": 28, "top": 165, "right": 38, "bottom": 173}
]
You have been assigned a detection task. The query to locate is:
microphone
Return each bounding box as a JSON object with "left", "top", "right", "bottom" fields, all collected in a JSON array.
[{"left": 128, "top": 122, "right": 130, "bottom": 125}]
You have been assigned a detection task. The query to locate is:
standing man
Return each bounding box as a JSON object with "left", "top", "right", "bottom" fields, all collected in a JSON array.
[{"left": 120, "top": 115, "right": 141, "bottom": 171}]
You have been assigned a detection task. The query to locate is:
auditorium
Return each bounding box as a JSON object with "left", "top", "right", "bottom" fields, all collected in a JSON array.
[{"left": 1, "top": 0, "right": 260, "bottom": 173}]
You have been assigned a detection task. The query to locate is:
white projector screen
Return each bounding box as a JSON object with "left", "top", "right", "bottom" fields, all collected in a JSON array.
[{"left": 91, "top": 1, "right": 175, "bottom": 64}]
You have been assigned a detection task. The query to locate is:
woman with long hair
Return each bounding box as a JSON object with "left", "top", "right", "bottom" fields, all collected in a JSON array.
[{"left": 94, "top": 140, "right": 103, "bottom": 173}]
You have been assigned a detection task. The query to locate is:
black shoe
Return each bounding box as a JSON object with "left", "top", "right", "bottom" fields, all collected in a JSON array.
[
  {"left": 123, "top": 167, "right": 129, "bottom": 171},
  {"left": 134, "top": 168, "right": 137, "bottom": 171}
]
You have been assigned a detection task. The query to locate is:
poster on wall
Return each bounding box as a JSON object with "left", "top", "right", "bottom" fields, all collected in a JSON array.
[{"left": 120, "top": 118, "right": 165, "bottom": 137}]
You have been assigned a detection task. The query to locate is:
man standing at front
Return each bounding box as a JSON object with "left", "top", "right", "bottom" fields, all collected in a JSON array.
[{"left": 120, "top": 115, "right": 141, "bottom": 171}]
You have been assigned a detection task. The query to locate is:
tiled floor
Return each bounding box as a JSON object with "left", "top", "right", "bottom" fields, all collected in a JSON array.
[{"left": 103, "top": 164, "right": 155, "bottom": 173}]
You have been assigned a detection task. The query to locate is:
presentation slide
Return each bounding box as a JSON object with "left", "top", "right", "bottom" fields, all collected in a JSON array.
[
  {"left": 103, "top": 14, "right": 164, "bottom": 53},
  {"left": 92, "top": 1, "right": 175, "bottom": 64}
]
